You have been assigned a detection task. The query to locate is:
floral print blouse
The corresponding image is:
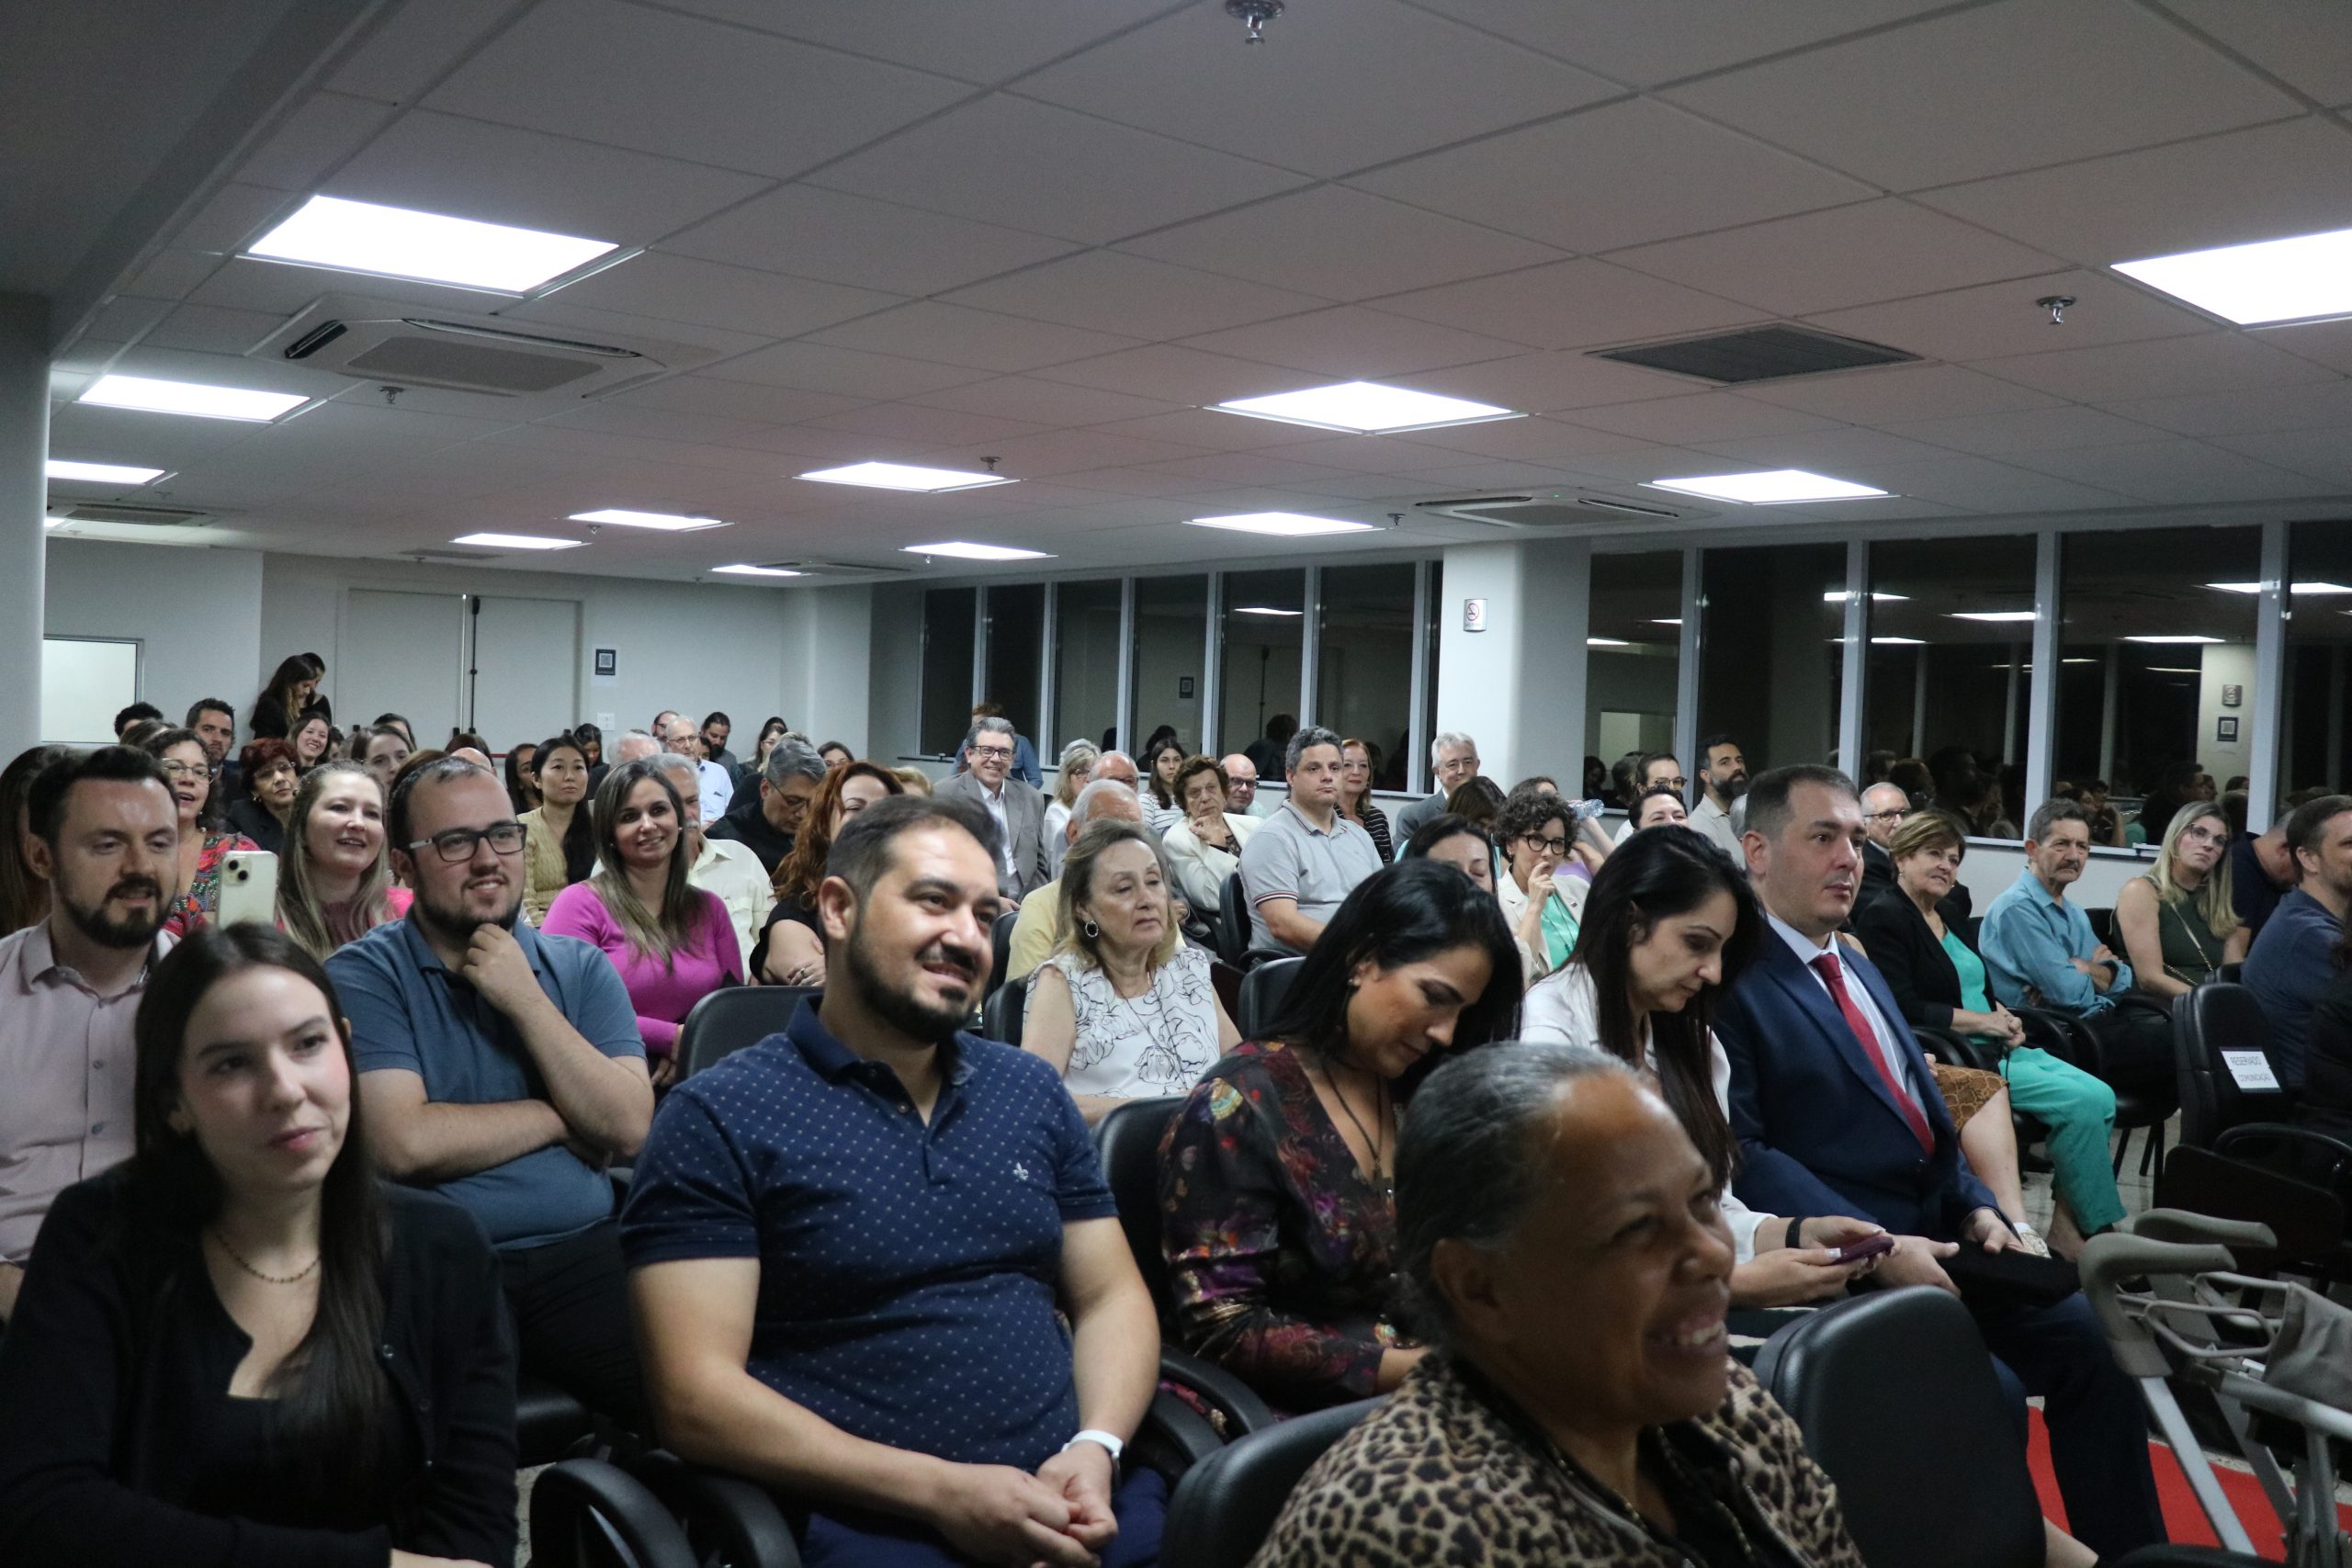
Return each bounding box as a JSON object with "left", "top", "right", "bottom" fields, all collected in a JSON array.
[
  {"left": 1159, "top": 1039, "right": 1411, "bottom": 1411},
  {"left": 163, "top": 831, "right": 260, "bottom": 938}
]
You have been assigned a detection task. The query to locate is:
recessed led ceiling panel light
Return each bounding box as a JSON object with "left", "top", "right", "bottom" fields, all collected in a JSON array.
[
  {"left": 1652, "top": 618, "right": 1684, "bottom": 626},
  {"left": 47, "top": 458, "right": 169, "bottom": 485},
  {"left": 1825, "top": 590, "right": 1908, "bottom": 602},
  {"left": 902, "top": 541, "right": 1052, "bottom": 561},
  {"left": 568, "top": 508, "right": 727, "bottom": 531},
  {"left": 1647, "top": 469, "right": 1889, "bottom": 504},
  {"left": 1587, "top": 637, "right": 1631, "bottom": 648},
  {"left": 1949, "top": 610, "right": 2039, "bottom": 623},
  {"left": 452, "top": 532, "right": 582, "bottom": 551},
  {"left": 799, "top": 462, "right": 1012, "bottom": 491},
  {"left": 1210, "top": 381, "right": 1520, "bottom": 434},
  {"left": 2206, "top": 580, "right": 2352, "bottom": 595},
  {"left": 78, "top": 374, "right": 308, "bottom": 423},
  {"left": 2125, "top": 635, "right": 2222, "bottom": 644},
  {"left": 245, "top": 194, "right": 617, "bottom": 293},
  {"left": 2146, "top": 666, "right": 2204, "bottom": 673},
  {"left": 1187, "top": 512, "right": 1375, "bottom": 537},
  {"left": 1236, "top": 606, "right": 1304, "bottom": 617},
  {"left": 712, "top": 563, "right": 805, "bottom": 578},
  {"left": 2114, "top": 226, "right": 2352, "bottom": 326},
  {"left": 1872, "top": 637, "right": 1926, "bottom": 645}
]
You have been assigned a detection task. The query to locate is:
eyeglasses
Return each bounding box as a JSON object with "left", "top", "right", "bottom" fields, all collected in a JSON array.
[
  {"left": 2178, "top": 824, "right": 2224, "bottom": 845},
  {"left": 1523, "top": 834, "right": 1570, "bottom": 855},
  {"left": 971, "top": 744, "right": 1014, "bottom": 761},
  {"left": 157, "top": 761, "right": 208, "bottom": 780},
  {"left": 409, "top": 822, "right": 526, "bottom": 862},
  {"left": 1653, "top": 775, "right": 1689, "bottom": 791},
  {"left": 1864, "top": 808, "right": 1909, "bottom": 824}
]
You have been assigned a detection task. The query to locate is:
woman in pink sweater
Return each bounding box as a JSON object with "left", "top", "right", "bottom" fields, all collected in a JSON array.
[{"left": 543, "top": 758, "right": 741, "bottom": 1085}]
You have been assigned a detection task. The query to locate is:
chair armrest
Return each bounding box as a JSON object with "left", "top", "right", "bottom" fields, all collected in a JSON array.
[
  {"left": 2011, "top": 1006, "right": 2097, "bottom": 1070},
  {"left": 1132, "top": 1387, "right": 1225, "bottom": 1480},
  {"left": 1238, "top": 946, "right": 1297, "bottom": 974},
  {"left": 1159, "top": 1345, "right": 1280, "bottom": 1438},
  {"left": 1917, "top": 1025, "right": 1995, "bottom": 1073},
  {"left": 627, "top": 1449, "right": 803, "bottom": 1568},
  {"left": 530, "top": 1457, "right": 701, "bottom": 1568},
  {"left": 2213, "top": 1122, "right": 2352, "bottom": 1190}
]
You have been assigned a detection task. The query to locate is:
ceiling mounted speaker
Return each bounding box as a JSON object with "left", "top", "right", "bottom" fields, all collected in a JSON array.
[{"left": 254, "top": 294, "right": 716, "bottom": 400}]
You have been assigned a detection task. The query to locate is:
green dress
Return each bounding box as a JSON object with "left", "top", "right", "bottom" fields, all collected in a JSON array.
[{"left": 2151, "top": 880, "right": 2228, "bottom": 987}]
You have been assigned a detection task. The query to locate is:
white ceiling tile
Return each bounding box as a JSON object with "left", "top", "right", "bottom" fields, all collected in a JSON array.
[
  {"left": 1738, "top": 364, "right": 2064, "bottom": 423},
  {"left": 610, "top": 375, "right": 872, "bottom": 424},
  {"left": 2205, "top": 430, "right": 2352, "bottom": 489},
  {"left": 1803, "top": 268, "right": 2211, "bottom": 364},
  {"left": 139, "top": 303, "right": 287, "bottom": 355},
  {"left": 1118, "top": 186, "right": 1564, "bottom": 301},
  {"left": 1019, "top": 0, "right": 1617, "bottom": 177},
  {"left": 328, "top": 0, "right": 535, "bottom": 105},
  {"left": 699, "top": 341, "right": 996, "bottom": 400},
  {"left": 1882, "top": 404, "right": 2169, "bottom": 457},
  {"left": 2099, "top": 380, "right": 2352, "bottom": 440},
  {"left": 1243, "top": 434, "right": 1487, "bottom": 476},
  {"left": 120, "top": 250, "right": 223, "bottom": 303},
  {"left": 480, "top": 420, "right": 787, "bottom": 474},
  {"left": 426, "top": 0, "right": 972, "bottom": 178},
  {"left": 185, "top": 256, "right": 514, "bottom": 320},
  {"left": 944, "top": 251, "right": 1330, "bottom": 339},
  {"left": 1687, "top": 425, "right": 1964, "bottom": 473},
  {"left": 1388, "top": 414, "right": 1657, "bottom": 464},
  {"left": 1513, "top": 443, "right": 1720, "bottom": 485},
  {"left": 553, "top": 253, "right": 901, "bottom": 338},
  {"left": 533, "top": 402, "right": 782, "bottom": 448},
  {"left": 803, "top": 403, "right": 1054, "bottom": 449},
  {"left": 1611, "top": 200, "right": 2060, "bottom": 316},
  {"left": 1138, "top": 451, "right": 1363, "bottom": 488},
  {"left": 1030, "top": 344, "right": 1308, "bottom": 405},
  {"left": 654, "top": 0, "right": 1177, "bottom": 83},
  {"left": 1850, "top": 453, "right": 2136, "bottom": 512},
  {"left": 808, "top": 94, "right": 1306, "bottom": 244},
  {"left": 501, "top": 298, "right": 774, "bottom": 359},
  {"left": 234, "top": 92, "right": 396, "bottom": 193},
  {"left": 1663, "top": 0, "right": 2301, "bottom": 190},
  {"left": 883, "top": 427, "right": 1211, "bottom": 479},
  {"left": 47, "top": 401, "right": 271, "bottom": 468},
  {"left": 326, "top": 110, "right": 768, "bottom": 245},
  {"left": 1349, "top": 100, "right": 1874, "bottom": 254},
  {"left": 723, "top": 424, "right": 937, "bottom": 462},
  {"left": 1395, "top": 351, "right": 1696, "bottom": 413},
  {"left": 1560, "top": 392, "right": 1843, "bottom": 445},
  {"left": 665, "top": 185, "right": 1079, "bottom": 298},
  {"left": 175, "top": 183, "right": 303, "bottom": 254},
  {"left": 2003, "top": 437, "right": 2338, "bottom": 502},
  {"left": 1376, "top": 259, "right": 1763, "bottom": 351},
  {"left": 81, "top": 298, "right": 173, "bottom": 343},
  {"left": 1179, "top": 306, "right": 1529, "bottom": 378},
  {"left": 2155, "top": 1, "right": 2352, "bottom": 107},
  {"left": 1914, "top": 118, "right": 2352, "bottom": 267},
  {"left": 1087, "top": 408, "right": 1322, "bottom": 451},
  {"left": 1408, "top": 0, "right": 1955, "bottom": 87},
  {"left": 1386, "top": 459, "right": 1598, "bottom": 491},
  {"left": 1973, "top": 332, "right": 2340, "bottom": 403},
  {"left": 2249, "top": 319, "right": 2352, "bottom": 378},
  {"left": 805, "top": 300, "right": 1143, "bottom": 373},
  {"left": 904, "top": 376, "right": 1184, "bottom": 428}
]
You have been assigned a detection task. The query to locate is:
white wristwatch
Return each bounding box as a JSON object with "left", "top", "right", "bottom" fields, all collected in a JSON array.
[{"left": 1061, "top": 1428, "right": 1125, "bottom": 1478}]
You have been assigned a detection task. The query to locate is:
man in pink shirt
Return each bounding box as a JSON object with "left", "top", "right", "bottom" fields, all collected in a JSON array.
[{"left": 0, "top": 748, "right": 179, "bottom": 1325}]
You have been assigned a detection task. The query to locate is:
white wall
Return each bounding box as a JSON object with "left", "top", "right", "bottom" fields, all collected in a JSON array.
[
  {"left": 43, "top": 539, "right": 264, "bottom": 731},
  {"left": 2196, "top": 641, "right": 2257, "bottom": 786},
  {"left": 1434, "top": 538, "right": 1591, "bottom": 787},
  {"left": 784, "top": 584, "right": 873, "bottom": 755},
  {"left": 868, "top": 582, "right": 925, "bottom": 760},
  {"left": 1955, "top": 840, "right": 2154, "bottom": 911}
]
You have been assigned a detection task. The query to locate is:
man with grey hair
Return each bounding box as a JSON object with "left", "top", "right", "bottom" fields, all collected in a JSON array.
[
  {"left": 1392, "top": 730, "right": 1481, "bottom": 852},
  {"left": 937, "top": 715, "right": 1049, "bottom": 899},
  {"left": 1856, "top": 780, "right": 1911, "bottom": 910},
  {"left": 708, "top": 735, "right": 826, "bottom": 875},
  {"left": 656, "top": 712, "right": 731, "bottom": 826},
  {"left": 656, "top": 751, "right": 772, "bottom": 965},
  {"left": 1006, "top": 777, "right": 1148, "bottom": 980},
  {"left": 1239, "top": 724, "right": 1381, "bottom": 953},
  {"left": 613, "top": 728, "right": 662, "bottom": 765}
]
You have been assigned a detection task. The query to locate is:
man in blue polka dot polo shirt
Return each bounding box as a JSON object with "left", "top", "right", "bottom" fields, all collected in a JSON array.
[{"left": 623, "top": 794, "right": 1165, "bottom": 1568}]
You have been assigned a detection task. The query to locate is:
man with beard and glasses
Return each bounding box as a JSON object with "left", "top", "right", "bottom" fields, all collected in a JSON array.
[
  {"left": 623, "top": 795, "right": 1165, "bottom": 1568},
  {"left": 327, "top": 755, "right": 654, "bottom": 1424},
  {"left": 0, "top": 748, "right": 180, "bottom": 1327},
  {"left": 1690, "top": 733, "right": 1748, "bottom": 859}
]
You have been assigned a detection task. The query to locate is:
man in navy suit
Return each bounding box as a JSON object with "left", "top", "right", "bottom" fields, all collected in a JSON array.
[{"left": 1717, "top": 764, "right": 2163, "bottom": 1562}]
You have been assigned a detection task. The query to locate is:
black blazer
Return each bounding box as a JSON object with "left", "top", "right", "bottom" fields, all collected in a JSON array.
[
  {"left": 1853, "top": 890, "right": 1979, "bottom": 1032},
  {"left": 0, "top": 1172, "right": 517, "bottom": 1568}
]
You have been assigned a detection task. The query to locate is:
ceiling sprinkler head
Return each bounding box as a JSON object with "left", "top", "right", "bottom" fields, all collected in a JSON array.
[
  {"left": 2037, "top": 294, "right": 2077, "bottom": 326},
  {"left": 1226, "top": 0, "right": 1284, "bottom": 43}
]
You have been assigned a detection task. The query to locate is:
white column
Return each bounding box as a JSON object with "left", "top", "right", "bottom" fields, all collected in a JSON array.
[
  {"left": 1836, "top": 540, "right": 1867, "bottom": 774},
  {"left": 2246, "top": 520, "right": 2289, "bottom": 833},
  {"left": 1672, "top": 548, "right": 1701, "bottom": 779},
  {"left": 0, "top": 295, "right": 47, "bottom": 757},
  {"left": 2023, "top": 532, "right": 2060, "bottom": 809},
  {"left": 1433, "top": 538, "right": 1590, "bottom": 788}
]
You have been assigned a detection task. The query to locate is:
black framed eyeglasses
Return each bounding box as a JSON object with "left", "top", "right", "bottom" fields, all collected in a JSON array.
[{"left": 409, "top": 822, "right": 526, "bottom": 862}]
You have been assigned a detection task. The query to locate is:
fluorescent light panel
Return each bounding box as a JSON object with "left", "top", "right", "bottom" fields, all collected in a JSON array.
[
  {"left": 2146, "top": 666, "right": 2204, "bottom": 674},
  {"left": 1652, "top": 618, "right": 1683, "bottom": 626},
  {"left": 1236, "top": 606, "right": 1303, "bottom": 617},
  {"left": 712, "top": 564, "right": 804, "bottom": 578},
  {"left": 47, "top": 458, "right": 168, "bottom": 484},
  {"left": 245, "top": 194, "right": 617, "bottom": 293},
  {"left": 1872, "top": 637, "right": 1926, "bottom": 645},
  {"left": 1825, "top": 590, "right": 1908, "bottom": 602},
  {"left": 452, "top": 532, "right": 582, "bottom": 551},
  {"left": 1587, "top": 637, "right": 1631, "bottom": 648},
  {"left": 2125, "top": 635, "right": 2222, "bottom": 644},
  {"left": 1646, "top": 469, "right": 1888, "bottom": 504},
  {"left": 569, "top": 508, "right": 726, "bottom": 532},
  {"left": 2207, "top": 580, "right": 2352, "bottom": 596},
  {"left": 799, "top": 462, "right": 1012, "bottom": 492},
  {"left": 1950, "top": 610, "right": 2038, "bottom": 623},
  {"left": 1187, "top": 512, "right": 1374, "bottom": 537},
  {"left": 78, "top": 374, "right": 307, "bottom": 423},
  {"left": 903, "top": 541, "right": 1052, "bottom": 561},
  {"left": 2114, "top": 225, "right": 2352, "bottom": 326},
  {"left": 1210, "top": 381, "right": 1519, "bottom": 434}
]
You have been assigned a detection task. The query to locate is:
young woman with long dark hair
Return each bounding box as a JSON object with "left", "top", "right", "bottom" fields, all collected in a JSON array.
[
  {"left": 0, "top": 925, "right": 516, "bottom": 1567},
  {"left": 1521, "top": 828, "right": 1889, "bottom": 1309},
  {"left": 518, "top": 732, "right": 595, "bottom": 925},
  {"left": 0, "top": 744, "right": 68, "bottom": 938},
  {"left": 245, "top": 655, "right": 321, "bottom": 743}
]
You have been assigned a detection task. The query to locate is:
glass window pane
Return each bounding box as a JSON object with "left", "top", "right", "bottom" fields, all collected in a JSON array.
[
  {"left": 1132, "top": 575, "right": 1208, "bottom": 757},
  {"left": 2057, "top": 525, "right": 2260, "bottom": 845},
  {"left": 1862, "top": 536, "right": 2035, "bottom": 838},
  {"left": 1317, "top": 563, "right": 1417, "bottom": 791},
  {"left": 982, "top": 583, "right": 1044, "bottom": 744},
  {"left": 2286, "top": 520, "right": 2352, "bottom": 798},
  {"left": 1051, "top": 580, "right": 1123, "bottom": 756},
  {"left": 919, "top": 588, "right": 976, "bottom": 757},
  {"left": 1698, "top": 544, "right": 1844, "bottom": 778},
  {"left": 1589, "top": 553, "right": 1682, "bottom": 799},
  {"left": 1220, "top": 569, "right": 1305, "bottom": 765}
]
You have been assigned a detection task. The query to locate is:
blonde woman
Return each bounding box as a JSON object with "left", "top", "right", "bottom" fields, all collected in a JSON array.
[
  {"left": 542, "top": 758, "right": 741, "bottom": 1084},
  {"left": 2115, "top": 800, "right": 2246, "bottom": 997},
  {"left": 277, "top": 761, "right": 411, "bottom": 957},
  {"left": 1043, "top": 739, "right": 1099, "bottom": 877}
]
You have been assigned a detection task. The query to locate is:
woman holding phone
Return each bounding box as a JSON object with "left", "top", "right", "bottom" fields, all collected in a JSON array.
[{"left": 142, "top": 728, "right": 258, "bottom": 938}]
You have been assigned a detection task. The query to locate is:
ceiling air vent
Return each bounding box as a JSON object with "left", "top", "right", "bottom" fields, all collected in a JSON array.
[
  {"left": 255, "top": 295, "right": 716, "bottom": 400},
  {"left": 48, "top": 502, "right": 212, "bottom": 526},
  {"left": 1592, "top": 324, "right": 1917, "bottom": 384},
  {"left": 1415, "top": 490, "right": 1710, "bottom": 529}
]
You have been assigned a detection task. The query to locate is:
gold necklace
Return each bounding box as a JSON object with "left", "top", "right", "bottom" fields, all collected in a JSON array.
[{"left": 209, "top": 1229, "right": 320, "bottom": 1285}]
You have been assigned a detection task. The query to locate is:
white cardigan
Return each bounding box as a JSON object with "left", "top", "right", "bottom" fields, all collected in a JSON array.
[{"left": 1520, "top": 964, "right": 1771, "bottom": 1263}]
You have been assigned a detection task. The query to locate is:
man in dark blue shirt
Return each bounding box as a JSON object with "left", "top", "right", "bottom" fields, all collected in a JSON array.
[
  {"left": 2243, "top": 795, "right": 2352, "bottom": 1089},
  {"left": 623, "top": 795, "right": 1162, "bottom": 1568}
]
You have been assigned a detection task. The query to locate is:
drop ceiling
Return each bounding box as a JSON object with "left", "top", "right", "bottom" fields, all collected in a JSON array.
[{"left": 24, "top": 0, "right": 2352, "bottom": 580}]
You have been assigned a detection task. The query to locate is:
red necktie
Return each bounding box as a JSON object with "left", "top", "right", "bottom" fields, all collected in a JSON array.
[{"left": 1812, "top": 953, "right": 1933, "bottom": 1153}]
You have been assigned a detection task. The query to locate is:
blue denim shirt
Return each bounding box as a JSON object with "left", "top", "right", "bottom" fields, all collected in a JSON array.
[{"left": 1979, "top": 869, "right": 2133, "bottom": 1015}]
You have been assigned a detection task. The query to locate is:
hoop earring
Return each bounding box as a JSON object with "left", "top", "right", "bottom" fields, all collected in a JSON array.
[{"left": 1082, "top": 919, "right": 1101, "bottom": 940}]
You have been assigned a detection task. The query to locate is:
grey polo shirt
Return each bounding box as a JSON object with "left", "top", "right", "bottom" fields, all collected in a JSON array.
[{"left": 1239, "top": 801, "right": 1384, "bottom": 953}]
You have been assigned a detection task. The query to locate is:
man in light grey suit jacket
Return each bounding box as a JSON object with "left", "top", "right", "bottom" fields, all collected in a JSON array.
[{"left": 935, "top": 716, "right": 1050, "bottom": 898}]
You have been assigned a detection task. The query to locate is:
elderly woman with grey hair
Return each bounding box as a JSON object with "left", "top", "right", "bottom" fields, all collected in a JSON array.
[
  {"left": 1251, "top": 1043, "right": 1867, "bottom": 1568},
  {"left": 1043, "top": 738, "right": 1100, "bottom": 877}
]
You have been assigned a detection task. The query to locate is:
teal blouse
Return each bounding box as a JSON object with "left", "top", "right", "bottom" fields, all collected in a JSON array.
[{"left": 1940, "top": 926, "right": 1994, "bottom": 1015}]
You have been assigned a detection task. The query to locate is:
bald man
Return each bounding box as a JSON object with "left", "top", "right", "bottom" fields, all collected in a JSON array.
[
  {"left": 1858, "top": 782, "right": 1911, "bottom": 913},
  {"left": 1221, "top": 754, "right": 1271, "bottom": 818}
]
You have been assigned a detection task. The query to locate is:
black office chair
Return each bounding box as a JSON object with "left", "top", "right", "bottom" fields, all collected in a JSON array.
[
  {"left": 1216, "top": 873, "right": 1250, "bottom": 968},
  {"left": 1159, "top": 1398, "right": 1382, "bottom": 1568},
  {"left": 2086, "top": 905, "right": 2118, "bottom": 948},
  {"left": 987, "top": 907, "right": 1019, "bottom": 998},
  {"left": 981, "top": 971, "right": 1027, "bottom": 1045},
  {"left": 529, "top": 1457, "right": 700, "bottom": 1568},
  {"left": 676, "top": 985, "right": 819, "bottom": 1080},
  {"left": 2174, "top": 982, "right": 2294, "bottom": 1151},
  {"left": 517, "top": 1374, "right": 601, "bottom": 1467},
  {"left": 1237, "top": 955, "right": 1303, "bottom": 1041}
]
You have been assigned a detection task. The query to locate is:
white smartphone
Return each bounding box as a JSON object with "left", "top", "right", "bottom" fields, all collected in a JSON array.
[{"left": 216, "top": 850, "right": 279, "bottom": 930}]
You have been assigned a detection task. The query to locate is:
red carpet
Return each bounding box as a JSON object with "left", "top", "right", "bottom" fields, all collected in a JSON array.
[{"left": 2024, "top": 1407, "right": 2352, "bottom": 1560}]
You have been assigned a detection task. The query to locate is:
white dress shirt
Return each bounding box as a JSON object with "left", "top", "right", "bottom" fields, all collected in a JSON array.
[
  {"left": 689, "top": 836, "right": 773, "bottom": 970},
  {"left": 1763, "top": 908, "right": 1922, "bottom": 1110},
  {"left": 695, "top": 759, "right": 733, "bottom": 825},
  {"left": 978, "top": 779, "right": 1015, "bottom": 879}
]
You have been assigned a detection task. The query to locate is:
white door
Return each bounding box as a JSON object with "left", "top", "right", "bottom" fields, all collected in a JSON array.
[
  {"left": 469, "top": 595, "right": 581, "bottom": 751},
  {"left": 341, "top": 590, "right": 467, "bottom": 748}
]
